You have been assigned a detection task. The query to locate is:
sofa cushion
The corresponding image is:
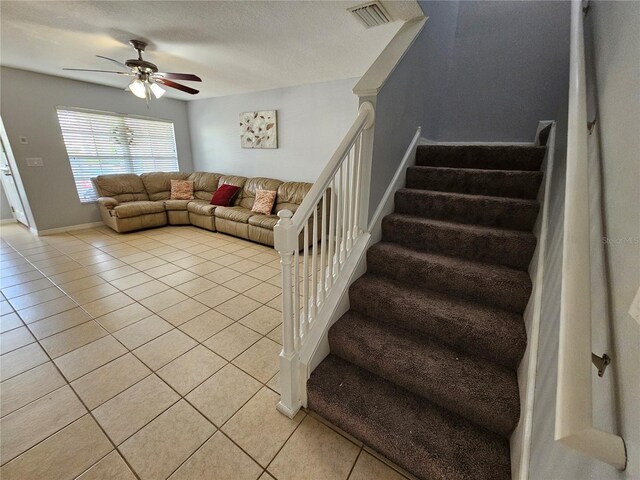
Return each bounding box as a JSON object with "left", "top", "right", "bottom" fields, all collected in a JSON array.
[
  {"left": 238, "top": 177, "right": 284, "bottom": 210},
  {"left": 187, "top": 200, "right": 217, "bottom": 216},
  {"left": 113, "top": 201, "right": 166, "bottom": 219},
  {"left": 217, "top": 175, "right": 247, "bottom": 205},
  {"left": 188, "top": 172, "right": 222, "bottom": 200},
  {"left": 275, "top": 182, "right": 313, "bottom": 215},
  {"left": 164, "top": 200, "right": 191, "bottom": 211},
  {"left": 248, "top": 214, "right": 279, "bottom": 230},
  {"left": 140, "top": 172, "right": 190, "bottom": 201},
  {"left": 214, "top": 206, "right": 254, "bottom": 223},
  {"left": 92, "top": 174, "right": 149, "bottom": 202}
]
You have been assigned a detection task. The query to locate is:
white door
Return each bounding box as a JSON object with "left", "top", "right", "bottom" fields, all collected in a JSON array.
[{"left": 0, "top": 137, "right": 28, "bottom": 226}]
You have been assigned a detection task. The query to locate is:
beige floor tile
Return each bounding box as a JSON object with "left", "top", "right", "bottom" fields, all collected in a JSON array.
[
  {"left": 187, "top": 261, "right": 222, "bottom": 276},
  {"left": 17, "top": 296, "right": 78, "bottom": 323},
  {"left": 54, "top": 335, "right": 127, "bottom": 381},
  {"left": 92, "top": 375, "right": 179, "bottom": 445},
  {"left": 203, "top": 323, "right": 261, "bottom": 361},
  {"left": 119, "top": 252, "right": 153, "bottom": 264},
  {"left": 0, "top": 326, "right": 35, "bottom": 354},
  {"left": 39, "top": 261, "right": 84, "bottom": 277},
  {"left": 172, "top": 255, "right": 207, "bottom": 269},
  {"left": 268, "top": 416, "right": 360, "bottom": 480},
  {"left": 71, "top": 353, "right": 151, "bottom": 410},
  {"left": 239, "top": 305, "right": 282, "bottom": 334},
  {"left": 0, "top": 385, "right": 86, "bottom": 465},
  {"left": 144, "top": 262, "right": 182, "bottom": 279},
  {"left": 109, "top": 272, "right": 154, "bottom": 290},
  {"left": 131, "top": 257, "right": 169, "bottom": 271},
  {"left": 266, "top": 372, "right": 280, "bottom": 394},
  {"left": 97, "top": 265, "right": 139, "bottom": 282},
  {"left": 0, "top": 313, "right": 23, "bottom": 333},
  {"left": 259, "top": 472, "right": 276, "bottom": 480},
  {"left": 40, "top": 321, "right": 108, "bottom": 358},
  {"left": 232, "top": 338, "right": 280, "bottom": 383},
  {"left": 157, "top": 345, "right": 226, "bottom": 395},
  {"left": 204, "top": 267, "right": 241, "bottom": 284},
  {"left": 48, "top": 268, "right": 93, "bottom": 285},
  {"left": 77, "top": 450, "right": 137, "bottom": 480},
  {"left": 223, "top": 275, "right": 262, "bottom": 293},
  {"left": 158, "top": 298, "right": 210, "bottom": 327},
  {"left": 162, "top": 250, "right": 192, "bottom": 262},
  {"left": 123, "top": 280, "right": 170, "bottom": 301},
  {"left": 0, "top": 300, "right": 14, "bottom": 315},
  {"left": 28, "top": 307, "right": 92, "bottom": 340},
  {"left": 0, "top": 343, "right": 49, "bottom": 382},
  {"left": 186, "top": 364, "right": 261, "bottom": 427},
  {"left": 85, "top": 259, "right": 127, "bottom": 274},
  {"left": 193, "top": 285, "right": 237, "bottom": 308},
  {"left": 96, "top": 303, "right": 154, "bottom": 333},
  {"left": 169, "top": 431, "right": 262, "bottom": 480},
  {"left": 58, "top": 275, "right": 106, "bottom": 294},
  {"left": 179, "top": 309, "right": 233, "bottom": 342},
  {"left": 113, "top": 315, "right": 172, "bottom": 350},
  {"left": 134, "top": 329, "right": 197, "bottom": 370},
  {"left": 243, "top": 283, "right": 281, "bottom": 304},
  {"left": 266, "top": 326, "right": 281, "bottom": 344},
  {"left": 1, "top": 278, "right": 53, "bottom": 299},
  {"left": 266, "top": 295, "right": 282, "bottom": 311},
  {"left": 159, "top": 270, "right": 200, "bottom": 287},
  {"left": 0, "top": 270, "right": 44, "bottom": 289},
  {"left": 69, "top": 283, "right": 119, "bottom": 305},
  {"left": 0, "top": 415, "right": 112, "bottom": 480},
  {"left": 214, "top": 295, "right": 261, "bottom": 321},
  {"left": 120, "top": 400, "right": 215, "bottom": 480},
  {"left": 82, "top": 292, "right": 134, "bottom": 317},
  {"left": 8, "top": 287, "right": 65, "bottom": 311},
  {"left": 0, "top": 362, "right": 66, "bottom": 418},
  {"left": 349, "top": 451, "right": 408, "bottom": 480},
  {"left": 140, "top": 289, "right": 189, "bottom": 313},
  {"left": 223, "top": 387, "right": 304, "bottom": 467},
  {"left": 175, "top": 277, "right": 218, "bottom": 296},
  {"left": 228, "top": 259, "right": 262, "bottom": 274}
]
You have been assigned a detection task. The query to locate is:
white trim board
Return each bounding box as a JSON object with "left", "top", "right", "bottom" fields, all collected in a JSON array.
[
  {"left": 419, "top": 138, "right": 534, "bottom": 146},
  {"left": 0, "top": 218, "right": 17, "bottom": 225},
  {"left": 34, "top": 221, "right": 104, "bottom": 236}
]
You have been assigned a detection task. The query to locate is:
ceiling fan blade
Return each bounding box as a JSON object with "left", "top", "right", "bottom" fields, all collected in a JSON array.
[
  {"left": 96, "top": 55, "right": 129, "bottom": 69},
  {"left": 63, "top": 68, "right": 133, "bottom": 75},
  {"left": 155, "top": 78, "right": 199, "bottom": 95},
  {"left": 154, "top": 72, "right": 202, "bottom": 82}
]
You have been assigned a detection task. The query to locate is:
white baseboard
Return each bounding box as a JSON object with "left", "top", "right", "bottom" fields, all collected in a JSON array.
[
  {"left": 0, "top": 218, "right": 17, "bottom": 225},
  {"left": 35, "top": 221, "right": 104, "bottom": 236},
  {"left": 419, "top": 138, "right": 535, "bottom": 146}
]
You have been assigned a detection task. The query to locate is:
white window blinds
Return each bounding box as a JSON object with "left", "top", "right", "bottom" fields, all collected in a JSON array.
[{"left": 56, "top": 108, "right": 179, "bottom": 203}]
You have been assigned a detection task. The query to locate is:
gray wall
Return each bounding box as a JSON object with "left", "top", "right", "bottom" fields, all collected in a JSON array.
[
  {"left": 367, "top": 0, "right": 571, "bottom": 218},
  {"left": 0, "top": 67, "right": 193, "bottom": 232},
  {"left": 188, "top": 78, "right": 359, "bottom": 183},
  {"left": 0, "top": 183, "right": 14, "bottom": 220},
  {"left": 529, "top": 2, "right": 640, "bottom": 479}
]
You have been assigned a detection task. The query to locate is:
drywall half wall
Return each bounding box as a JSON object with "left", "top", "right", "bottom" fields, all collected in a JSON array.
[
  {"left": 528, "top": 2, "right": 640, "bottom": 479},
  {"left": 0, "top": 183, "right": 14, "bottom": 221},
  {"left": 188, "top": 78, "right": 359, "bottom": 182},
  {"left": 0, "top": 67, "right": 193, "bottom": 232}
]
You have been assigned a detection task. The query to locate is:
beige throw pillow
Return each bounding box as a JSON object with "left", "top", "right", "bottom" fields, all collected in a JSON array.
[
  {"left": 170, "top": 180, "right": 194, "bottom": 200},
  {"left": 252, "top": 189, "right": 277, "bottom": 215}
]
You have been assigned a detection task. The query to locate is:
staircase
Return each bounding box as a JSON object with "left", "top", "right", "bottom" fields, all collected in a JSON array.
[{"left": 307, "top": 144, "right": 545, "bottom": 480}]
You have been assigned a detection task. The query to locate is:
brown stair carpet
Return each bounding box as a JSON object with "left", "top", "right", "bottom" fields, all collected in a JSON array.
[{"left": 307, "top": 144, "right": 545, "bottom": 480}]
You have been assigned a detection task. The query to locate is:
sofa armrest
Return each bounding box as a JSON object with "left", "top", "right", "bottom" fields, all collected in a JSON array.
[{"left": 97, "top": 197, "right": 119, "bottom": 209}]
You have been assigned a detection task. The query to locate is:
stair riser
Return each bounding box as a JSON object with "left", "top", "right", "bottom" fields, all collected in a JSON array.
[
  {"left": 382, "top": 216, "right": 536, "bottom": 270},
  {"left": 328, "top": 318, "right": 520, "bottom": 437},
  {"left": 394, "top": 190, "right": 539, "bottom": 231},
  {"left": 367, "top": 246, "right": 531, "bottom": 313},
  {"left": 349, "top": 278, "right": 526, "bottom": 369},
  {"left": 416, "top": 145, "right": 544, "bottom": 171},
  {"left": 406, "top": 167, "right": 543, "bottom": 200}
]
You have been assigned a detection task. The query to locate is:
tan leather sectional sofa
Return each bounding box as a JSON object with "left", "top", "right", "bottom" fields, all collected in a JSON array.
[{"left": 92, "top": 171, "right": 312, "bottom": 247}]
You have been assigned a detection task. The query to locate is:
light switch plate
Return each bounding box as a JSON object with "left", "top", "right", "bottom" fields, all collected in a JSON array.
[{"left": 26, "top": 157, "right": 44, "bottom": 167}]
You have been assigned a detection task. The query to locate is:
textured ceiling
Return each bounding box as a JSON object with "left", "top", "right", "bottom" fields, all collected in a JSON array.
[{"left": 0, "top": 1, "right": 422, "bottom": 100}]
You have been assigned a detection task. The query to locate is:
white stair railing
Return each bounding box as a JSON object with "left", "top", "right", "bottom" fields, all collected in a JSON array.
[
  {"left": 555, "top": 0, "right": 626, "bottom": 470},
  {"left": 274, "top": 101, "right": 375, "bottom": 417}
]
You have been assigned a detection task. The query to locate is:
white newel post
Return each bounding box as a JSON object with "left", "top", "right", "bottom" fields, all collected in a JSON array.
[
  {"left": 274, "top": 210, "right": 302, "bottom": 418},
  {"left": 357, "top": 101, "right": 375, "bottom": 233}
]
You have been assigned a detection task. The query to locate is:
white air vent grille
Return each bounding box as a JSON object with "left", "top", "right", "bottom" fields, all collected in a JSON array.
[{"left": 348, "top": 1, "right": 392, "bottom": 28}]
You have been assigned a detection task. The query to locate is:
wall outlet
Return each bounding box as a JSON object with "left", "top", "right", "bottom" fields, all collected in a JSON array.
[{"left": 26, "top": 157, "right": 44, "bottom": 167}]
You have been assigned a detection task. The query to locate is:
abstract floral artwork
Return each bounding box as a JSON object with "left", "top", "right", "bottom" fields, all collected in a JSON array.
[{"left": 240, "top": 110, "right": 278, "bottom": 149}]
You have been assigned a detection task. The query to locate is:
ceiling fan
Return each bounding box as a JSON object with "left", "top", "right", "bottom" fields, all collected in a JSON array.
[{"left": 63, "top": 40, "right": 201, "bottom": 101}]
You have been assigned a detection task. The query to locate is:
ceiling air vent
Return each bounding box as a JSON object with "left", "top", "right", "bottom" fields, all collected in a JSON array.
[{"left": 348, "top": 1, "right": 392, "bottom": 28}]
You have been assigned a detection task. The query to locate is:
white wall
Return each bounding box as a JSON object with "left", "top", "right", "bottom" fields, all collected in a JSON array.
[
  {"left": 188, "top": 78, "right": 359, "bottom": 182},
  {"left": 0, "top": 67, "right": 193, "bottom": 232},
  {"left": 0, "top": 183, "right": 14, "bottom": 221}
]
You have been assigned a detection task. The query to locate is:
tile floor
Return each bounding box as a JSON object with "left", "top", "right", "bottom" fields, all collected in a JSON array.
[{"left": 0, "top": 223, "right": 413, "bottom": 480}]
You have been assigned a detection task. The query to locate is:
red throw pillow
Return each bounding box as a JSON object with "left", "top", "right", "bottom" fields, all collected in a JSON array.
[{"left": 210, "top": 184, "right": 240, "bottom": 206}]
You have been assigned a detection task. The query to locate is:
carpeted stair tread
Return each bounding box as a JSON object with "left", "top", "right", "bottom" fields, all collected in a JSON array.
[
  {"left": 382, "top": 213, "right": 537, "bottom": 270},
  {"left": 395, "top": 188, "right": 539, "bottom": 231},
  {"left": 406, "top": 166, "right": 543, "bottom": 199},
  {"left": 349, "top": 274, "right": 526, "bottom": 369},
  {"left": 307, "top": 354, "right": 511, "bottom": 480},
  {"left": 416, "top": 145, "right": 545, "bottom": 171},
  {"left": 367, "top": 242, "right": 531, "bottom": 313},
  {"left": 329, "top": 311, "right": 520, "bottom": 437}
]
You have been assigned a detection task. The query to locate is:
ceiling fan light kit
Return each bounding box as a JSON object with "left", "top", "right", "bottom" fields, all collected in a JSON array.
[{"left": 63, "top": 39, "right": 201, "bottom": 103}]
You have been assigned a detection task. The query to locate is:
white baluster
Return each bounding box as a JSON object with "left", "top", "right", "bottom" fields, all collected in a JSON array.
[
  {"left": 319, "top": 191, "right": 327, "bottom": 304},
  {"left": 302, "top": 223, "right": 309, "bottom": 336},
  {"left": 327, "top": 179, "right": 336, "bottom": 288},
  {"left": 311, "top": 208, "right": 318, "bottom": 321}
]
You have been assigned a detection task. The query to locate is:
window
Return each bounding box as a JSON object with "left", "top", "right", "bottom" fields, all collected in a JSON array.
[{"left": 56, "top": 107, "right": 179, "bottom": 203}]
